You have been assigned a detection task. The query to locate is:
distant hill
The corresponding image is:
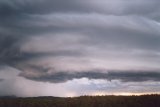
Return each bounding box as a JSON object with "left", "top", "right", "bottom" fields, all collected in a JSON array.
[
  {"left": 0, "top": 95, "right": 17, "bottom": 98},
  {"left": 0, "top": 95, "right": 160, "bottom": 107}
]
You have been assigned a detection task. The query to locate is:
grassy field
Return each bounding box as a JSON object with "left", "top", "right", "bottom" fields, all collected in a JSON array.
[{"left": 0, "top": 95, "right": 160, "bottom": 107}]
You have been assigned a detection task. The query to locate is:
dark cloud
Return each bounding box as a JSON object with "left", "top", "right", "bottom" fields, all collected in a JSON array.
[
  {"left": 0, "top": 0, "right": 160, "bottom": 70},
  {"left": 107, "top": 71, "right": 160, "bottom": 82},
  {"left": 0, "top": 35, "right": 20, "bottom": 65},
  {"left": 0, "top": 79, "right": 3, "bottom": 82},
  {"left": 0, "top": 0, "right": 87, "bottom": 16},
  {"left": 0, "top": 0, "right": 160, "bottom": 19},
  {"left": 1, "top": 0, "right": 160, "bottom": 97},
  {"left": 6, "top": 0, "right": 160, "bottom": 15},
  {"left": 19, "top": 69, "right": 160, "bottom": 83}
]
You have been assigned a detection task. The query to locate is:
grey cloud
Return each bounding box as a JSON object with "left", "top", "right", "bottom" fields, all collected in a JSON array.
[
  {"left": 0, "top": 35, "right": 35, "bottom": 66},
  {"left": 0, "top": 0, "right": 160, "bottom": 17},
  {"left": 0, "top": 0, "right": 84, "bottom": 37},
  {"left": 107, "top": 71, "right": 160, "bottom": 82},
  {"left": 1, "top": 0, "right": 160, "bottom": 38},
  {"left": 1, "top": 0, "right": 160, "bottom": 84},
  {"left": 0, "top": 35, "right": 20, "bottom": 65},
  {"left": 1, "top": 0, "right": 160, "bottom": 97},
  {"left": 19, "top": 68, "right": 160, "bottom": 83},
  {"left": 0, "top": 0, "right": 86, "bottom": 15},
  {"left": 0, "top": 79, "right": 4, "bottom": 82},
  {"left": 0, "top": 35, "right": 40, "bottom": 67},
  {"left": 22, "top": 14, "right": 160, "bottom": 52},
  {"left": 90, "top": 27, "right": 160, "bottom": 51}
]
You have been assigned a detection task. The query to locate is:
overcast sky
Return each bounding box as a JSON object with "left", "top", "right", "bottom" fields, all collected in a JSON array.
[{"left": 0, "top": 0, "right": 160, "bottom": 97}]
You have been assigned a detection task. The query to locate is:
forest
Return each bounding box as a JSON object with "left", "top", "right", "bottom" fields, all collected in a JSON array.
[{"left": 0, "top": 95, "right": 159, "bottom": 107}]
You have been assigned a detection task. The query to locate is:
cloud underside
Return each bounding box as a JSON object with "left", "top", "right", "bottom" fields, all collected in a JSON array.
[
  {"left": 19, "top": 70, "right": 160, "bottom": 83},
  {"left": 1, "top": 0, "right": 160, "bottom": 85},
  {"left": 0, "top": 79, "right": 3, "bottom": 82}
]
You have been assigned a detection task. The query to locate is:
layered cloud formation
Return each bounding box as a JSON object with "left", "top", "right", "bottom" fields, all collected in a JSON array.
[{"left": 0, "top": 0, "right": 160, "bottom": 96}]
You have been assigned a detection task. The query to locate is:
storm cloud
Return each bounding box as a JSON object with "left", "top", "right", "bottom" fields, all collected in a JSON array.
[
  {"left": 0, "top": 0, "right": 160, "bottom": 96},
  {"left": 19, "top": 70, "right": 160, "bottom": 83},
  {"left": 0, "top": 79, "right": 3, "bottom": 82}
]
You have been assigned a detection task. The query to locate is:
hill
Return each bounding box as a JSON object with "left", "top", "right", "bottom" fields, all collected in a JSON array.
[{"left": 0, "top": 95, "right": 160, "bottom": 107}]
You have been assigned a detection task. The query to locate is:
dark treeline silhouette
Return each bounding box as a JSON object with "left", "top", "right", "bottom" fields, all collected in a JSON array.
[{"left": 0, "top": 94, "right": 160, "bottom": 107}]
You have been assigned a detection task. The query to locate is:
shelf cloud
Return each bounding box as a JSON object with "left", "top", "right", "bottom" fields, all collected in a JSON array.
[
  {"left": 0, "top": 0, "right": 160, "bottom": 97},
  {"left": 19, "top": 70, "right": 160, "bottom": 83}
]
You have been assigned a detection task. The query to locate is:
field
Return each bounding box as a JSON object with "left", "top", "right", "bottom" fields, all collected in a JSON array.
[{"left": 0, "top": 95, "right": 160, "bottom": 107}]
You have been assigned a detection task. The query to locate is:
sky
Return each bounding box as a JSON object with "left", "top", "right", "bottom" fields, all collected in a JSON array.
[{"left": 0, "top": 0, "right": 160, "bottom": 97}]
